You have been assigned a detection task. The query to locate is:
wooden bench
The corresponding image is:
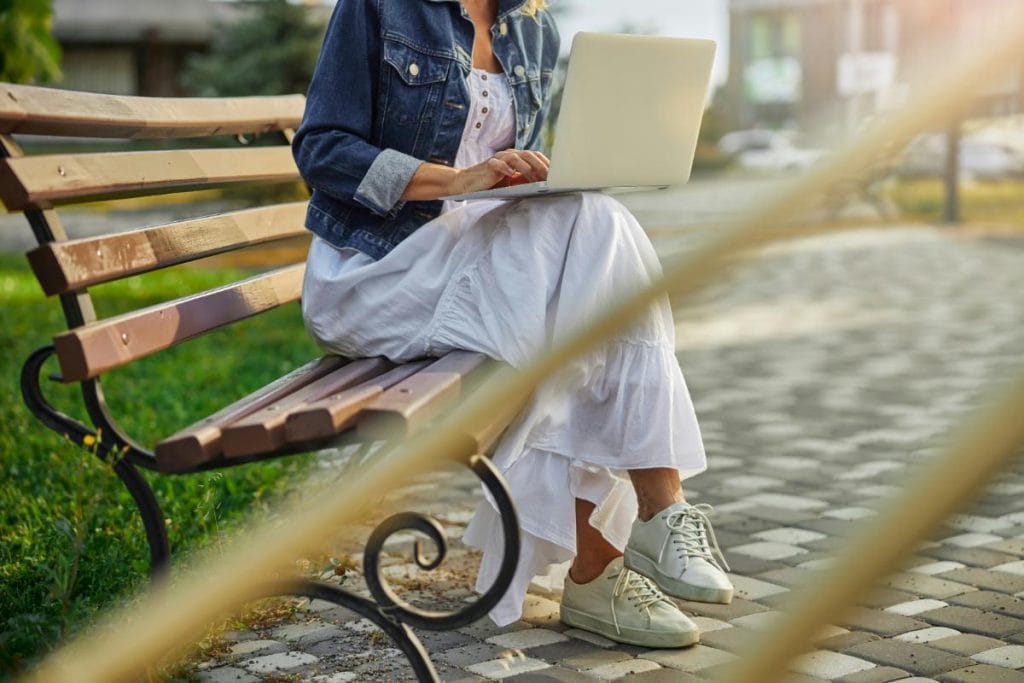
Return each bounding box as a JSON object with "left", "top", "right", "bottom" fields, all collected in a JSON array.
[{"left": 0, "top": 82, "right": 522, "bottom": 681}]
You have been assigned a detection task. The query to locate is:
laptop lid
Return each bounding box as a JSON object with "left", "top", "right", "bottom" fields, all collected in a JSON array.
[{"left": 546, "top": 32, "right": 717, "bottom": 189}]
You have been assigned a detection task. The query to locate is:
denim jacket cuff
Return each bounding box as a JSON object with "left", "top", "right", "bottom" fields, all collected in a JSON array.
[{"left": 353, "top": 148, "right": 424, "bottom": 216}]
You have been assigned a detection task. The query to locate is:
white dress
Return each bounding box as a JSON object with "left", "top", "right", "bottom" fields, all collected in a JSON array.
[{"left": 302, "top": 68, "right": 707, "bottom": 626}]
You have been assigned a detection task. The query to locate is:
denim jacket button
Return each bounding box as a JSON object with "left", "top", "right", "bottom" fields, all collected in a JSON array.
[
  {"left": 408, "top": 62, "right": 420, "bottom": 77},
  {"left": 499, "top": 21, "right": 508, "bottom": 36},
  {"left": 514, "top": 65, "right": 526, "bottom": 77}
]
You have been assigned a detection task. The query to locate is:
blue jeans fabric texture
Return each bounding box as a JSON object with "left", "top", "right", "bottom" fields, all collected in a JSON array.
[{"left": 292, "top": 0, "right": 560, "bottom": 260}]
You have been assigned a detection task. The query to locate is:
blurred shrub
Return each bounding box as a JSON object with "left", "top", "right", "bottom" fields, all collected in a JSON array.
[
  {"left": 183, "top": 0, "right": 326, "bottom": 97},
  {"left": 0, "top": 0, "right": 62, "bottom": 84}
]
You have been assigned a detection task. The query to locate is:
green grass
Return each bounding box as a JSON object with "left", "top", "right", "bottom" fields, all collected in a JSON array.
[
  {"left": 887, "top": 177, "right": 1024, "bottom": 227},
  {"left": 0, "top": 254, "right": 319, "bottom": 676}
]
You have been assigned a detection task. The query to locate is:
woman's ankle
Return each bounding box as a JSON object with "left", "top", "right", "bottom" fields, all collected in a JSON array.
[{"left": 569, "top": 552, "right": 621, "bottom": 584}]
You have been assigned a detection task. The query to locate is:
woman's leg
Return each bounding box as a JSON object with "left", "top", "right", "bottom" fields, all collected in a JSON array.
[
  {"left": 571, "top": 467, "right": 690, "bottom": 583},
  {"left": 629, "top": 468, "right": 687, "bottom": 521},
  {"left": 568, "top": 499, "right": 622, "bottom": 583}
]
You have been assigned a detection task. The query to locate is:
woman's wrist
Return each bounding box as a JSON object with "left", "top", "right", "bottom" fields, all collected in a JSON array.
[{"left": 400, "top": 162, "right": 461, "bottom": 202}]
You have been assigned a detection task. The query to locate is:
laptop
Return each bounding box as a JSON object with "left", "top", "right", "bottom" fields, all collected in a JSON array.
[{"left": 441, "top": 32, "right": 717, "bottom": 201}]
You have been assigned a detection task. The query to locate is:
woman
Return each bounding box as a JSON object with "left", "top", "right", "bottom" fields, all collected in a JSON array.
[{"left": 293, "top": 0, "right": 733, "bottom": 648}]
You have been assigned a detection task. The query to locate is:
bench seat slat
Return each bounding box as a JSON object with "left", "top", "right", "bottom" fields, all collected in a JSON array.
[
  {"left": 0, "top": 84, "right": 303, "bottom": 139},
  {"left": 220, "top": 357, "right": 394, "bottom": 458},
  {"left": 52, "top": 263, "right": 304, "bottom": 382},
  {"left": 284, "top": 361, "right": 432, "bottom": 445},
  {"left": 27, "top": 202, "right": 308, "bottom": 296},
  {"left": 0, "top": 147, "right": 298, "bottom": 211},
  {"left": 358, "top": 351, "right": 492, "bottom": 440},
  {"left": 154, "top": 356, "right": 346, "bottom": 472}
]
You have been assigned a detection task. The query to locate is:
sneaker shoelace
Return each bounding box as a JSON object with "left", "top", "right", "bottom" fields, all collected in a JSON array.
[
  {"left": 664, "top": 503, "right": 731, "bottom": 573},
  {"left": 609, "top": 568, "right": 666, "bottom": 634}
]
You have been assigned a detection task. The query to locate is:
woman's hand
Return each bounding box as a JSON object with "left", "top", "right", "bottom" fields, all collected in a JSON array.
[
  {"left": 449, "top": 149, "right": 550, "bottom": 195},
  {"left": 400, "top": 149, "right": 550, "bottom": 202}
]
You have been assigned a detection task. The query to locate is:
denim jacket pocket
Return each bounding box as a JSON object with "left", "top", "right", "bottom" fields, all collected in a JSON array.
[{"left": 382, "top": 37, "right": 452, "bottom": 125}]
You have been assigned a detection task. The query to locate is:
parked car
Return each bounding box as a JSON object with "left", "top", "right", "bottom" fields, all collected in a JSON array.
[
  {"left": 898, "top": 133, "right": 1024, "bottom": 179},
  {"left": 718, "top": 129, "right": 826, "bottom": 173}
]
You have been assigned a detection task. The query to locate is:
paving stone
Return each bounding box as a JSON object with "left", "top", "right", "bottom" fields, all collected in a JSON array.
[
  {"left": 560, "top": 648, "right": 634, "bottom": 671},
  {"left": 970, "top": 645, "right": 1024, "bottom": 669},
  {"left": 729, "top": 574, "right": 789, "bottom": 600},
  {"left": 835, "top": 666, "right": 911, "bottom": 683},
  {"left": 742, "top": 505, "right": 820, "bottom": 525},
  {"left": 824, "top": 506, "right": 878, "bottom": 521},
  {"left": 194, "top": 667, "right": 260, "bottom": 683},
  {"left": 939, "top": 568, "right": 1024, "bottom": 594},
  {"left": 948, "top": 591, "right": 1024, "bottom": 619},
  {"left": 467, "top": 656, "right": 552, "bottom": 680},
  {"left": 730, "top": 610, "right": 785, "bottom": 632},
  {"left": 416, "top": 628, "right": 476, "bottom": 652},
  {"left": 882, "top": 573, "right": 977, "bottom": 599},
  {"left": 526, "top": 638, "right": 614, "bottom": 667},
  {"left": 691, "top": 616, "right": 732, "bottom": 633},
  {"left": 488, "top": 628, "right": 569, "bottom": 650},
  {"left": 562, "top": 629, "right": 616, "bottom": 649},
  {"left": 438, "top": 642, "right": 511, "bottom": 667},
  {"left": 698, "top": 626, "right": 759, "bottom": 653},
  {"left": 753, "top": 527, "right": 829, "bottom": 545},
  {"left": 993, "top": 561, "right": 1024, "bottom": 576},
  {"left": 912, "top": 561, "right": 969, "bottom": 576},
  {"left": 924, "top": 545, "right": 1021, "bottom": 569},
  {"left": 730, "top": 541, "right": 810, "bottom": 561},
  {"left": 861, "top": 587, "right": 921, "bottom": 609},
  {"left": 886, "top": 599, "right": 950, "bottom": 616},
  {"left": 839, "top": 607, "right": 930, "bottom": 637},
  {"left": 895, "top": 628, "right": 963, "bottom": 644},
  {"left": 756, "top": 567, "right": 818, "bottom": 589},
  {"left": 919, "top": 606, "right": 1024, "bottom": 638},
  {"left": 790, "top": 650, "right": 876, "bottom": 678},
  {"left": 845, "top": 640, "right": 975, "bottom": 676},
  {"left": 310, "top": 673, "right": 358, "bottom": 683},
  {"left": 987, "top": 539, "right": 1024, "bottom": 558},
  {"left": 821, "top": 631, "right": 882, "bottom": 652},
  {"left": 227, "top": 639, "right": 287, "bottom": 657},
  {"left": 936, "top": 664, "right": 1024, "bottom": 682},
  {"left": 929, "top": 634, "right": 1010, "bottom": 656},
  {"left": 638, "top": 644, "right": 737, "bottom": 672},
  {"left": 587, "top": 658, "right": 662, "bottom": 680},
  {"left": 239, "top": 651, "right": 318, "bottom": 675},
  {"left": 504, "top": 666, "right": 599, "bottom": 682},
  {"left": 676, "top": 597, "right": 768, "bottom": 621},
  {"left": 949, "top": 516, "right": 1016, "bottom": 534},
  {"left": 620, "top": 668, "right": 700, "bottom": 682}
]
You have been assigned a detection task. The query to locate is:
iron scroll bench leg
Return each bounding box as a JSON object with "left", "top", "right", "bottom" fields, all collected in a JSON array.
[{"left": 20, "top": 345, "right": 172, "bottom": 578}]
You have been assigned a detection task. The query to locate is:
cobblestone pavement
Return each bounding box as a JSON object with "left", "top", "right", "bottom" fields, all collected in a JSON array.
[{"left": 192, "top": 226, "right": 1024, "bottom": 683}]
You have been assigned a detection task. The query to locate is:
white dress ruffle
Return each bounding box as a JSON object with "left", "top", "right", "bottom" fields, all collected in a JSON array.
[{"left": 301, "top": 68, "right": 707, "bottom": 625}]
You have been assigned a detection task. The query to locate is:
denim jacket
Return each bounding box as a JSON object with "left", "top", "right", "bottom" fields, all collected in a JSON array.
[{"left": 292, "top": 0, "right": 560, "bottom": 260}]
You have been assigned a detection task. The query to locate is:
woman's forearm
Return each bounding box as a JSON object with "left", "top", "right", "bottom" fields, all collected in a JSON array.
[{"left": 400, "top": 162, "right": 460, "bottom": 201}]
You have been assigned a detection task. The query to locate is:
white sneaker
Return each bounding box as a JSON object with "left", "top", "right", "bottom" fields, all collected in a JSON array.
[
  {"left": 624, "top": 502, "right": 734, "bottom": 604},
  {"left": 560, "top": 557, "right": 700, "bottom": 648}
]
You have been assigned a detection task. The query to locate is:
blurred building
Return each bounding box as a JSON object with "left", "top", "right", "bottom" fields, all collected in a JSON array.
[
  {"left": 723, "top": 0, "right": 1024, "bottom": 134},
  {"left": 52, "top": 0, "right": 245, "bottom": 96}
]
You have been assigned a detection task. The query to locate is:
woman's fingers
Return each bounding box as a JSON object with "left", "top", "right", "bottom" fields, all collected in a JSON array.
[
  {"left": 486, "top": 156, "right": 517, "bottom": 177},
  {"left": 494, "top": 150, "right": 549, "bottom": 181}
]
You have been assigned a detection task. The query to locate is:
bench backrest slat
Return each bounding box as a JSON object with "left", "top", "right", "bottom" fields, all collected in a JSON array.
[
  {"left": 0, "top": 84, "right": 303, "bottom": 139},
  {"left": 0, "top": 147, "right": 299, "bottom": 211},
  {"left": 52, "top": 263, "right": 305, "bottom": 382},
  {"left": 26, "top": 202, "right": 308, "bottom": 296}
]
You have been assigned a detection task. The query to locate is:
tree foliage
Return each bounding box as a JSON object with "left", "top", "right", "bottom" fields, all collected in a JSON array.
[
  {"left": 183, "top": 0, "right": 326, "bottom": 97},
  {"left": 0, "top": 0, "right": 62, "bottom": 84}
]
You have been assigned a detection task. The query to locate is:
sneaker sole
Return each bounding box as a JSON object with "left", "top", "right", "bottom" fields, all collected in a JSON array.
[
  {"left": 624, "top": 548, "right": 734, "bottom": 604},
  {"left": 559, "top": 606, "right": 700, "bottom": 649}
]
